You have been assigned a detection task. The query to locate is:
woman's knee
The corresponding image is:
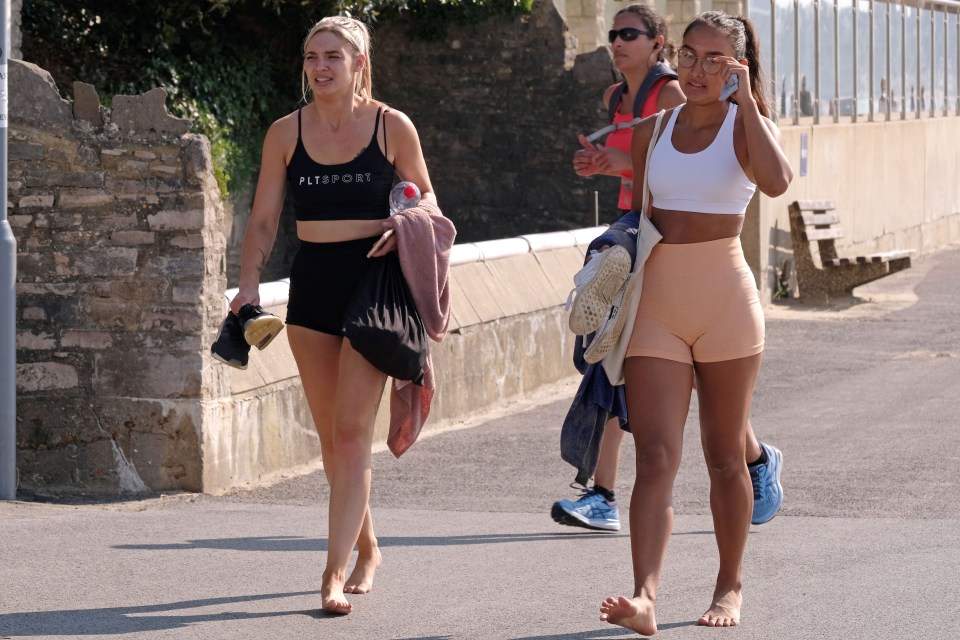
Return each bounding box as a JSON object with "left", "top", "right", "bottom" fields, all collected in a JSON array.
[
  {"left": 703, "top": 454, "right": 747, "bottom": 482},
  {"left": 634, "top": 441, "right": 682, "bottom": 480},
  {"left": 332, "top": 420, "right": 373, "bottom": 456}
]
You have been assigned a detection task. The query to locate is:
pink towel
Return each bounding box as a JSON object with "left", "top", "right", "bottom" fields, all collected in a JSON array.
[{"left": 382, "top": 200, "right": 456, "bottom": 456}]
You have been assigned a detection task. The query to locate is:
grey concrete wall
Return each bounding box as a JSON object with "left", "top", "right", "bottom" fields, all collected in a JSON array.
[
  {"left": 214, "top": 231, "right": 597, "bottom": 491},
  {"left": 758, "top": 119, "right": 960, "bottom": 300}
]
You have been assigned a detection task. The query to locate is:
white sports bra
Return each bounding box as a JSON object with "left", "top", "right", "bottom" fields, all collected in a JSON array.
[{"left": 647, "top": 103, "right": 756, "bottom": 215}]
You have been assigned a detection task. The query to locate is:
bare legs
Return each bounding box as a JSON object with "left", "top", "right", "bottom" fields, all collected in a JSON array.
[
  {"left": 589, "top": 395, "right": 762, "bottom": 497},
  {"left": 600, "top": 356, "right": 692, "bottom": 635},
  {"left": 593, "top": 418, "right": 625, "bottom": 491},
  {"left": 288, "top": 326, "right": 387, "bottom": 615},
  {"left": 694, "top": 355, "right": 761, "bottom": 627},
  {"left": 599, "top": 354, "right": 760, "bottom": 634}
]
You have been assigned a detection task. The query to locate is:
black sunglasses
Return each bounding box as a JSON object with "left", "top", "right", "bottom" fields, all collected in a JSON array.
[{"left": 608, "top": 27, "right": 654, "bottom": 43}]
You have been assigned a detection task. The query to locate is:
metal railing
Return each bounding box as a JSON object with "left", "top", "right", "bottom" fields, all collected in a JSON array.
[{"left": 754, "top": 0, "right": 960, "bottom": 124}]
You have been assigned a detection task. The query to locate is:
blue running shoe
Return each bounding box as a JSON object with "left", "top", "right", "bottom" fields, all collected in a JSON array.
[
  {"left": 751, "top": 443, "right": 784, "bottom": 525},
  {"left": 551, "top": 487, "right": 621, "bottom": 532}
]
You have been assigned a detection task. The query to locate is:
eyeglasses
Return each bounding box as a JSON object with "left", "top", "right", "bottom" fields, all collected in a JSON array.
[
  {"left": 608, "top": 27, "right": 653, "bottom": 44},
  {"left": 677, "top": 49, "right": 723, "bottom": 74}
]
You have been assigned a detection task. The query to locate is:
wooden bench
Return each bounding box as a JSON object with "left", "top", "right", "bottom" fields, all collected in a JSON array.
[{"left": 788, "top": 200, "right": 914, "bottom": 301}]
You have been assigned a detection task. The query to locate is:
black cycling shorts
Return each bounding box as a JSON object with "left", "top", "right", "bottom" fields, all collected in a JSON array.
[{"left": 286, "top": 237, "right": 379, "bottom": 336}]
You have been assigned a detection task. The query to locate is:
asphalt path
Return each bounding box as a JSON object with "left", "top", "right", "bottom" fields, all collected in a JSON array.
[{"left": 3, "top": 246, "right": 959, "bottom": 640}]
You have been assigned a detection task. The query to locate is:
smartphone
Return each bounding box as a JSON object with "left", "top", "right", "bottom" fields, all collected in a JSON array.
[
  {"left": 367, "top": 229, "right": 394, "bottom": 258},
  {"left": 719, "top": 74, "right": 739, "bottom": 101}
]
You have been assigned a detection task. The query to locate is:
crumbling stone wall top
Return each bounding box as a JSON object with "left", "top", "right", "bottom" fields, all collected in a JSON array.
[{"left": 10, "top": 59, "right": 191, "bottom": 136}]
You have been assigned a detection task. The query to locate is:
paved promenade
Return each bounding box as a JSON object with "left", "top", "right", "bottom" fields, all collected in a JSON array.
[{"left": 3, "top": 246, "right": 959, "bottom": 640}]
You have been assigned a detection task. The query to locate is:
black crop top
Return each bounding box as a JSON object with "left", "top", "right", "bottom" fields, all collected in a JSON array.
[{"left": 286, "top": 106, "right": 395, "bottom": 221}]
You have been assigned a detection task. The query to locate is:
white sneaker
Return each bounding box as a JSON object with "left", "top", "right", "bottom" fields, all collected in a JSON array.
[
  {"left": 567, "top": 245, "right": 631, "bottom": 336},
  {"left": 583, "top": 273, "right": 636, "bottom": 364}
]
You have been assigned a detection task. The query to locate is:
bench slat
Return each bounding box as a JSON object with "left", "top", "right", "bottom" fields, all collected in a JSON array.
[
  {"left": 803, "top": 228, "right": 844, "bottom": 241},
  {"left": 793, "top": 200, "right": 837, "bottom": 213},
  {"left": 800, "top": 212, "right": 841, "bottom": 226},
  {"left": 857, "top": 250, "right": 915, "bottom": 263},
  {"left": 823, "top": 250, "right": 915, "bottom": 267}
]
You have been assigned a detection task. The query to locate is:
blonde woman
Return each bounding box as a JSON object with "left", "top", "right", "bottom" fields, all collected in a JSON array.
[{"left": 230, "top": 16, "right": 439, "bottom": 614}]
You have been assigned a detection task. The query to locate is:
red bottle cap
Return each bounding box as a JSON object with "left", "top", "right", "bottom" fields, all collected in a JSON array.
[{"left": 403, "top": 185, "right": 417, "bottom": 199}]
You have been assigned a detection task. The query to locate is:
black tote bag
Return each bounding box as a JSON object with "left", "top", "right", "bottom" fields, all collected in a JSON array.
[{"left": 342, "top": 252, "right": 428, "bottom": 385}]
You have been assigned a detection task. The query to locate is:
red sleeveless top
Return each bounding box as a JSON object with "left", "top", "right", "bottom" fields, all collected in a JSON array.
[{"left": 605, "top": 77, "right": 671, "bottom": 210}]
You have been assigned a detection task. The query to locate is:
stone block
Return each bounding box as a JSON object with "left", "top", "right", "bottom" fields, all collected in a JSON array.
[
  {"left": 110, "top": 88, "right": 192, "bottom": 136},
  {"left": 72, "top": 81, "right": 104, "bottom": 126},
  {"left": 9, "top": 140, "right": 44, "bottom": 161},
  {"left": 101, "top": 215, "right": 140, "bottom": 229},
  {"left": 73, "top": 247, "right": 139, "bottom": 277},
  {"left": 75, "top": 145, "right": 101, "bottom": 167},
  {"left": 22, "top": 306, "right": 47, "bottom": 321},
  {"left": 83, "top": 297, "right": 148, "bottom": 331},
  {"left": 9, "top": 60, "right": 73, "bottom": 128},
  {"left": 94, "top": 352, "right": 203, "bottom": 398},
  {"left": 18, "top": 194, "right": 55, "bottom": 208},
  {"left": 141, "top": 253, "right": 206, "bottom": 279},
  {"left": 17, "top": 331, "right": 57, "bottom": 350},
  {"left": 60, "top": 331, "right": 113, "bottom": 349},
  {"left": 47, "top": 213, "right": 85, "bottom": 230},
  {"left": 17, "top": 361, "right": 80, "bottom": 392},
  {"left": 170, "top": 235, "right": 205, "bottom": 249},
  {"left": 118, "top": 160, "right": 150, "bottom": 173},
  {"left": 92, "top": 397, "right": 203, "bottom": 491},
  {"left": 147, "top": 209, "right": 205, "bottom": 231},
  {"left": 105, "top": 179, "right": 147, "bottom": 194},
  {"left": 182, "top": 135, "right": 214, "bottom": 181},
  {"left": 140, "top": 307, "right": 204, "bottom": 333},
  {"left": 25, "top": 169, "right": 105, "bottom": 189},
  {"left": 17, "top": 282, "right": 77, "bottom": 297},
  {"left": 7, "top": 214, "right": 32, "bottom": 227},
  {"left": 58, "top": 193, "right": 116, "bottom": 209},
  {"left": 109, "top": 230, "right": 156, "bottom": 245}
]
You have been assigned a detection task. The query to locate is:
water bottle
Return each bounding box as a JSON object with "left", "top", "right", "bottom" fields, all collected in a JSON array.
[{"left": 389, "top": 181, "right": 421, "bottom": 216}]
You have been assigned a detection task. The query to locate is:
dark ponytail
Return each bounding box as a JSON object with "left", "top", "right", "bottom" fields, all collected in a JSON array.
[
  {"left": 736, "top": 16, "right": 771, "bottom": 118},
  {"left": 683, "top": 11, "right": 771, "bottom": 118}
]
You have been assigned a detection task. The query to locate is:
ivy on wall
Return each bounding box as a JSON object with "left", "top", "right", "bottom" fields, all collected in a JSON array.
[{"left": 21, "top": 0, "right": 532, "bottom": 196}]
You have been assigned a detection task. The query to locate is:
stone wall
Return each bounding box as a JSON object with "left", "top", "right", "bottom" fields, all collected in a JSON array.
[
  {"left": 9, "top": 60, "right": 228, "bottom": 493},
  {"left": 371, "top": 0, "right": 621, "bottom": 243}
]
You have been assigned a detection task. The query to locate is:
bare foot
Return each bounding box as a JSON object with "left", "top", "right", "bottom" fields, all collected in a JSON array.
[
  {"left": 698, "top": 588, "right": 742, "bottom": 627},
  {"left": 344, "top": 547, "right": 382, "bottom": 594},
  {"left": 599, "top": 595, "right": 657, "bottom": 636},
  {"left": 321, "top": 571, "right": 352, "bottom": 615}
]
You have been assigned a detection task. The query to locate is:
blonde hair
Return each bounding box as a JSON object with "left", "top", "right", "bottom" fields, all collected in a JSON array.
[{"left": 300, "top": 16, "right": 373, "bottom": 103}]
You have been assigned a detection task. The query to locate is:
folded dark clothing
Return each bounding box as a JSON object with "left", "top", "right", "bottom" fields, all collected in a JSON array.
[{"left": 561, "top": 211, "right": 640, "bottom": 484}]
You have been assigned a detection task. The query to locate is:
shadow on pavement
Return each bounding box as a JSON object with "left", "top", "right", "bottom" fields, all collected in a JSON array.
[
  {"left": 0, "top": 591, "right": 321, "bottom": 637},
  {"left": 112, "top": 531, "right": 630, "bottom": 552},
  {"left": 511, "top": 619, "right": 696, "bottom": 639}
]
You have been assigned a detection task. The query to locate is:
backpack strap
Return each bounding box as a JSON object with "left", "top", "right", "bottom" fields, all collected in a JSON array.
[
  {"left": 630, "top": 62, "right": 677, "bottom": 117},
  {"left": 607, "top": 82, "right": 628, "bottom": 122},
  {"left": 607, "top": 62, "right": 679, "bottom": 121},
  {"left": 588, "top": 63, "right": 678, "bottom": 144}
]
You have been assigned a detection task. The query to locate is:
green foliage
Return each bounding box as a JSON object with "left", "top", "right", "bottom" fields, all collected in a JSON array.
[{"left": 21, "top": 0, "right": 532, "bottom": 194}]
